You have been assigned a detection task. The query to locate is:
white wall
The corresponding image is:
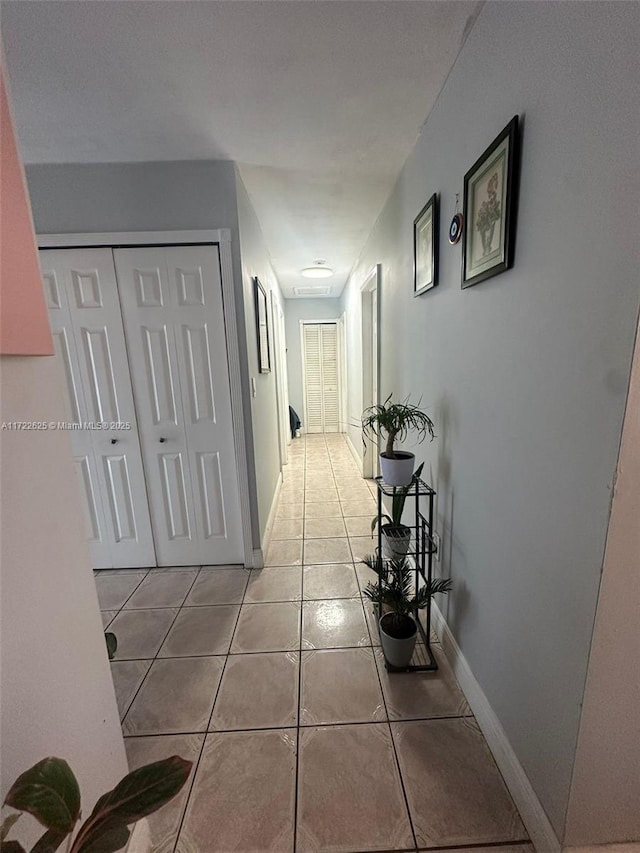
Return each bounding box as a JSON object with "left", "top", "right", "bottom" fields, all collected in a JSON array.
[
  {"left": 563, "top": 313, "right": 640, "bottom": 847},
  {"left": 0, "top": 356, "right": 128, "bottom": 844},
  {"left": 235, "top": 168, "right": 287, "bottom": 544},
  {"left": 340, "top": 1, "right": 639, "bottom": 841},
  {"left": 283, "top": 297, "right": 343, "bottom": 426}
]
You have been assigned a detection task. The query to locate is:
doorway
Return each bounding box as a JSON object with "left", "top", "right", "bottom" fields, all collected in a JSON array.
[
  {"left": 301, "top": 321, "right": 341, "bottom": 434},
  {"left": 39, "top": 231, "right": 253, "bottom": 569},
  {"left": 361, "top": 265, "right": 381, "bottom": 478}
]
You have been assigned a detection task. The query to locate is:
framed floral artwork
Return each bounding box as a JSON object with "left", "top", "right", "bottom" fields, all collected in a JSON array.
[
  {"left": 462, "top": 115, "right": 519, "bottom": 288},
  {"left": 413, "top": 192, "right": 439, "bottom": 297},
  {"left": 253, "top": 276, "right": 271, "bottom": 373}
]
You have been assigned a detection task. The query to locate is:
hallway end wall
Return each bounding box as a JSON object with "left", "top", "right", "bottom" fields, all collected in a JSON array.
[
  {"left": 283, "top": 298, "right": 343, "bottom": 431},
  {"left": 340, "top": 1, "right": 639, "bottom": 841}
]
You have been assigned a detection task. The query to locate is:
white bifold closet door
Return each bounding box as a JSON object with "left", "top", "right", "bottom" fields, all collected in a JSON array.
[
  {"left": 40, "top": 249, "right": 155, "bottom": 569},
  {"left": 303, "top": 322, "right": 339, "bottom": 433},
  {"left": 114, "top": 246, "right": 243, "bottom": 567}
]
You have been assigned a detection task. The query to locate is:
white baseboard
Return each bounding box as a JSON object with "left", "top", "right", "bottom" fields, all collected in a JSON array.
[
  {"left": 430, "top": 600, "right": 562, "bottom": 853},
  {"left": 345, "top": 432, "right": 363, "bottom": 473},
  {"left": 564, "top": 845, "right": 640, "bottom": 853},
  {"left": 259, "top": 470, "right": 283, "bottom": 566}
]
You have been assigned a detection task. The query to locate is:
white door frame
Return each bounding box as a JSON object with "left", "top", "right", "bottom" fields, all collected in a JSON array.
[
  {"left": 37, "top": 230, "right": 254, "bottom": 568},
  {"left": 299, "top": 318, "right": 342, "bottom": 435},
  {"left": 338, "top": 312, "right": 348, "bottom": 433},
  {"left": 361, "top": 264, "right": 381, "bottom": 478}
]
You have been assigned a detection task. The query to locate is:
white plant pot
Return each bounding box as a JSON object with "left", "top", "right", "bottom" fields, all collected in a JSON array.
[
  {"left": 379, "top": 612, "right": 417, "bottom": 668},
  {"left": 379, "top": 451, "right": 415, "bottom": 486},
  {"left": 381, "top": 525, "right": 412, "bottom": 560}
]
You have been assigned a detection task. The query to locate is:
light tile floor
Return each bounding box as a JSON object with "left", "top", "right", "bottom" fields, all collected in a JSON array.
[{"left": 97, "top": 434, "right": 533, "bottom": 853}]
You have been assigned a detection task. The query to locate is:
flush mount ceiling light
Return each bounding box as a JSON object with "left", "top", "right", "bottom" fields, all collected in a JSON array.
[{"left": 301, "top": 260, "right": 333, "bottom": 279}]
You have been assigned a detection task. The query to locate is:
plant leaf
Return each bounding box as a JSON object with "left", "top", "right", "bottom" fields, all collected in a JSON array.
[
  {"left": 104, "top": 632, "right": 117, "bottom": 661},
  {"left": 0, "top": 814, "right": 21, "bottom": 842},
  {"left": 70, "top": 757, "right": 191, "bottom": 853},
  {"left": 30, "top": 828, "right": 68, "bottom": 853},
  {"left": 1, "top": 841, "right": 26, "bottom": 853},
  {"left": 3, "top": 759, "right": 80, "bottom": 833},
  {"left": 71, "top": 823, "right": 130, "bottom": 853}
]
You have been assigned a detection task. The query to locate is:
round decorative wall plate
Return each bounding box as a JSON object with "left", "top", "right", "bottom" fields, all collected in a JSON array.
[{"left": 448, "top": 212, "right": 464, "bottom": 245}]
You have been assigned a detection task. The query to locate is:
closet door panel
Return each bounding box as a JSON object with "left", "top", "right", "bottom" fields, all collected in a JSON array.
[
  {"left": 114, "top": 249, "right": 202, "bottom": 566},
  {"left": 40, "top": 249, "right": 155, "bottom": 569},
  {"left": 75, "top": 455, "right": 103, "bottom": 544},
  {"left": 115, "top": 245, "right": 243, "bottom": 566},
  {"left": 321, "top": 323, "right": 339, "bottom": 433},
  {"left": 303, "top": 324, "right": 323, "bottom": 434},
  {"left": 166, "top": 246, "right": 242, "bottom": 559}
]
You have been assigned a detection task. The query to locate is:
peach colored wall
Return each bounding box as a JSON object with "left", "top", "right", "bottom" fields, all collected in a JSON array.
[
  {"left": 0, "top": 64, "right": 52, "bottom": 355},
  {"left": 0, "top": 58, "right": 127, "bottom": 850},
  {"left": 564, "top": 315, "right": 640, "bottom": 846},
  {"left": 0, "top": 356, "right": 129, "bottom": 846}
]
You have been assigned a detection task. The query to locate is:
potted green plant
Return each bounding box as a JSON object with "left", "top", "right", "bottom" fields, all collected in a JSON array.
[
  {"left": 361, "top": 395, "right": 435, "bottom": 486},
  {"left": 1, "top": 754, "right": 192, "bottom": 853},
  {"left": 371, "top": 463, "right": 424, "bottom": 559},
  {"left": 362, "top": 554, "right": 452, "bottom": 668}
]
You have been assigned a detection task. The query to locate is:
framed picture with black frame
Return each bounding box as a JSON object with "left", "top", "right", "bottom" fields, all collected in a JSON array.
[
  {"left": 462, "top": 115, "right": 519, "bottom": 288},
  {"left": 413, "top": 192, "right": 439, "bottom": 297},
  {"left": 253, "top": 276, "right": 271, "bottom": 373}
]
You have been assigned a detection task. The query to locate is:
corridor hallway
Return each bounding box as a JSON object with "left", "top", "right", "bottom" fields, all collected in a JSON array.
[{"left": 97, "top": 434, "right": 532, "bottom": 852}]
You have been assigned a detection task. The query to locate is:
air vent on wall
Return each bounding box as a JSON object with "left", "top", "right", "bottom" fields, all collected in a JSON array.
[{"left": 293, "top": 285, "right": 331, "bottom": 297}]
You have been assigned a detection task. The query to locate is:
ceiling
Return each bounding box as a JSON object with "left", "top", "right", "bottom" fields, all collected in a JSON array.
[{"left": 1, "top": 0, "right": 481, "bottom": 299}]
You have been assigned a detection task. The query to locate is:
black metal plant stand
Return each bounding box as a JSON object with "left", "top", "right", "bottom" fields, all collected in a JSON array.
[{"left": 374, "top": 475, "right": 438, "bottom": 672}]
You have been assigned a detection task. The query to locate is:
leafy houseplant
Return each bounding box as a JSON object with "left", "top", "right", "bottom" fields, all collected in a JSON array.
[
  {"left": 362, "top": 554, "right": 452, "bottom": 668},
  {"left": 362, "top": 395, "right": 435, "bottom": 486},
  {"left": 1, "top": 755, "right": 192, "bottom": 853},
  {"left": 371, "top": 463, "right": 424, "bottom": 559}
]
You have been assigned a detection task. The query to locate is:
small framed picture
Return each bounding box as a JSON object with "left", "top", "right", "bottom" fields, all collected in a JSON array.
[
  {"left": 462, "top": 116, "right": 519, "bottom": 288},
  {"left": 413, "top": 192, "right": 439, "bottom": 297},
  {"left": 253, "top": 277, "right": 271, "bottom": 373}
]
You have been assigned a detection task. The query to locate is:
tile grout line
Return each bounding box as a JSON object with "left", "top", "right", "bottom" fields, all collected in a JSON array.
[
  {"left": 99, "top": 567, "right": 150, "bottom": 626},
  {"left": 115, "top": 571, "right": 207, "bottom": 853},
  {"left": 119, "top": 566, "right": 203, "bottom": 725},
  {"left": 423, "top": 843, "right": 533, "bottom": 852},
  {"left": 293, "top": 434, "right": 309, "bottom": 852},
  {"left": 119, "top": 714, "right": 475, "bottom": 739},
  {"left": 330, "top": 437, "right": 421, "bottom": 853},
  {"left": 170, "top": 566, "right": 251, "bottom": 853}
]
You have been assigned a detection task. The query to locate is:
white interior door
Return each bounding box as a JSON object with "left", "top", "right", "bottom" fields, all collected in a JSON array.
[
  {"left": 114, "top": 245, "right": 243, "bottom": 566},
  {"left": 302, "top": 322, "right": 340, "bottom": 434},
  {"left": 40, "top": 249, "right": 155, "bottom": 569}
]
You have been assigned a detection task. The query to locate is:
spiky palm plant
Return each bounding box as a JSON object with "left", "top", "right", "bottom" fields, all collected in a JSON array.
[
  {"left": 371, "top": 463, "right": 424, "bottom": 536},
  {"left": 361, "top": 554, "right": 452, "bottom": 637},
  {"left": 362, "top": 395, "right": 435, "bottom": 459}
]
